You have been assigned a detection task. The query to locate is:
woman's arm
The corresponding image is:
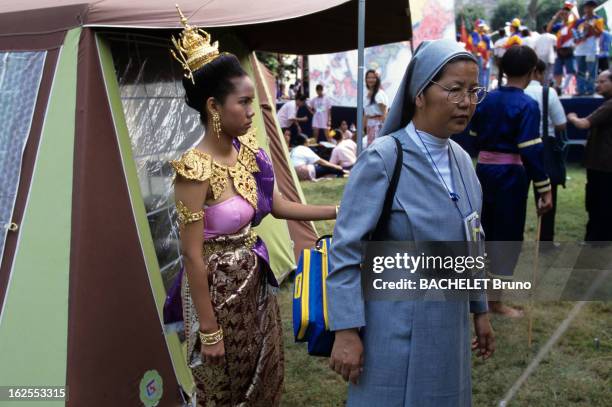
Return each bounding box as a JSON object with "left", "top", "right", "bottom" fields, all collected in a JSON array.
[
  {"left": 175, "top": 178, "right": 224, "bottom": 364},
  {"left": 316, "top": 158, "right": 344, "bottom": 171},
  {"left": 271, "top": 188, "right": 336, "bottom": 221},
  {"left": 378, "top": 103, "right": 388, "bottom": 121}
]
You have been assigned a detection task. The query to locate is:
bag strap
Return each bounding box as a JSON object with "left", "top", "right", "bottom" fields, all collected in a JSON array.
[
  {"left": 371, "top": 136, "right": 403, "bottom": 239},
  {"left": 542, "top": 85, "right": 549, "bottom": 139}
]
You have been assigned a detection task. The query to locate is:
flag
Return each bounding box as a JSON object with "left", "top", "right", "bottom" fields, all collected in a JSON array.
[{"left": 461, "top": 18, "right": 471, "bottom": 51}]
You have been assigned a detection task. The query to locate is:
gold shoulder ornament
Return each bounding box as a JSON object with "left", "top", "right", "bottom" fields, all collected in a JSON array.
[{"left": 170, "top": 148, "right": 213, "bottom": 182}]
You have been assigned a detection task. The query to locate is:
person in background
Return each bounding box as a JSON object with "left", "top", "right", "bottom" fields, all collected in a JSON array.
[
  {"left": 493, "top": 27, "right": 508, "bottom": 85},
  {"left": 598, "top": 29, "right": 611, "bottom": 72},
  {"left": 470, "top": 46, "right": 553, "bottom": 317},
  {"left": 364, "top": 69, "right": 388, "bottom": 146},
  {"left": 505, "top": 18, "right": 524, "bottom": 48},
  {"left": 277, "top": 93, "right": 308, "bottom": 146},
  {"left": 525, "top": 59, "right": 568, "bottom": 242},
  {"left": 573, "top": 0, "right": 604, "bottom": 96},
  {"left": 288, "top": 83, "right": 296, "bottom": 99},
  {"left": 283, "top": 128, "right": 292, "bottom": 147},
  {"left": 339, "top": 120, "right": 354, "bottom": 140},
  {"left": 468, "top": 20, "right": 493, "bottom": 88},
  {"left": 290, "top": 134, "right": 346, "bottom": 180},
  {"left": 534, "top": 24, "right": 558, "bottom": 85},
  {"left": 309, "top": 84, "right": 333, "bottom": 143},
  {"left": 494, "top": 28, "right": 508, "bottom": 62},
  {"left": 329, "top": 129, "right": 357, "bottom": 170},
  {"left": 521, "top": 27, "right": 537, "bottom": 49},
  {"left": 547, "top": 2, "right": 578, "bottom": 94},
  {"left": 566, "top": 70, "right": 612, "bottom": 241}
]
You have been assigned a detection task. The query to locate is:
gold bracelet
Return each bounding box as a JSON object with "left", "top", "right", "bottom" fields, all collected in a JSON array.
[
  {"left": 335, "top": 205, "right": 339, "bottom": 217},
  {"left": 199, "top": 327, "right": 223, "bottom": 346}
]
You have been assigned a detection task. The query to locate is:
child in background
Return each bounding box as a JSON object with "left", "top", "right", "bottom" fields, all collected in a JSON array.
[
  {"left": 339, "top": 120, "right": 354, "bottom": 140},
  {"left": 470, "top": 45, "right": 553, "bottom": 317},
  {"left": 309, "top": 84, "right": 333, "bottom": 143}
]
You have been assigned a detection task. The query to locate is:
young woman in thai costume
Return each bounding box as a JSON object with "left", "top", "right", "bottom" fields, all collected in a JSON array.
[{"left": 168, "top": 11, "right": 337, "bottom": 406}]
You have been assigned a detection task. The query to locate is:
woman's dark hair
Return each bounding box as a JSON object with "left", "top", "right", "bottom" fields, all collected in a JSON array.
[
  {"left": 500, "top": 46, "right": 538, "bottom": 78},
  {"left": 400, "top": 55, "right": 477, "bottom": 127},
  {"left": 332, "top": 129, "right": 343, "bottom": 142},
  {"left": 296, "top": 134, "right": 309, "bottom": 146},
  {"left": 365, "top": 69, "right": 381, "bottom": 105},
  {"left": 182, "top": 53, "right": 247, "bottom": 125},
  {"left": 535, "top": 59, "right": 547, "bottom": 74}
]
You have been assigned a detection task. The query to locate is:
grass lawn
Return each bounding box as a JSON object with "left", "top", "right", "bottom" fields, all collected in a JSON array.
[{"left": 279, "top": 164, "right": 612, "bottom": 406}]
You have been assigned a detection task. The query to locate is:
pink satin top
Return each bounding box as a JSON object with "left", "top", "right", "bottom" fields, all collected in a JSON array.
[{"left": 204, "top": 195, "right": 255, "bottom": 239}]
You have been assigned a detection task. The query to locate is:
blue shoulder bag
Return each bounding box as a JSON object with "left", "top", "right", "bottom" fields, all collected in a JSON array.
[{"left": 292, "top": 136, "right": 404, "bottom": 356}]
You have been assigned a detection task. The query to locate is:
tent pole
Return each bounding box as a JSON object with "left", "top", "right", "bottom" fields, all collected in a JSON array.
[{"left": 356, "top": 0, "right": 366, "bottom": 154}]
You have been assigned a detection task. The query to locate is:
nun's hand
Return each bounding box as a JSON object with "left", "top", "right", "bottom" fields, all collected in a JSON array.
[
  {"left": 472, "top": 313, "right": 495, "bottom": 360},
  {"left": 329, "top": 328, "right": 364, "bottom": 384}
]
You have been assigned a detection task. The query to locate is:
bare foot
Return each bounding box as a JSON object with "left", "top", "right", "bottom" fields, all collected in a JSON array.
[{"left": 489, "top": 301, "right": 524, "bottom": 318}]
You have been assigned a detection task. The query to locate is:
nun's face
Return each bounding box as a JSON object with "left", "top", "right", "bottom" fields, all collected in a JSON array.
[{"left": 417, "top": 60, "right": 479, "bottom": 137}]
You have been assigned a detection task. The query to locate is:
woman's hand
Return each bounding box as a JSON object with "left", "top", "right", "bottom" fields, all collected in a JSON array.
[
  {"left": 472, "top": 313, "right": 495, "bottom": 360},
  {"left": 329, "top": 329, "right": 364, "bottom": 384},
  {"left": 201, "top": 336, "right": 225, "bottom": 365}
]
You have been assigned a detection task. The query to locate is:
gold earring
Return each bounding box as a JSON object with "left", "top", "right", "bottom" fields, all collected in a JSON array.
[{"left": 211, "top": 111, "right": 222, "bottom": 140}]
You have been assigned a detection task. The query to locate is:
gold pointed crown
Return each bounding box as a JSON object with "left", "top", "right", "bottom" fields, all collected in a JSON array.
[{"left": 171, "top": 4, "right": 222, "bottom": 83}]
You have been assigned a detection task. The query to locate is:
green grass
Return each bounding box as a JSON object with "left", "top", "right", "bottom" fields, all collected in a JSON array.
[{"left": 279, "top": 165, "right": 612, "bottom": 406}]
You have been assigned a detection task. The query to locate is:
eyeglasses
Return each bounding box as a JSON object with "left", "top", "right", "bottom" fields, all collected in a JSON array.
[{"left": 431, "top": 81, "right": 488, "bottom": 104}]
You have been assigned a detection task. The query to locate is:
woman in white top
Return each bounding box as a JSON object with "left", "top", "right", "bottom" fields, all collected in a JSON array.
[
  {"left": 364, "top": 69, "right": 388, "bottom": 146},
  {"left": 309, "top": 84, "right": 333, "bottom": 143}
]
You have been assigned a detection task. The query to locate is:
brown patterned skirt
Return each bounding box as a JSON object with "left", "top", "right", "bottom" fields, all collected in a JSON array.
[{"left": 182, "top": 226, "right": 284, "bottom": 406}]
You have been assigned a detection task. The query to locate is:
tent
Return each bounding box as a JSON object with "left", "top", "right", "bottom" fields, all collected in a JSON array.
[{"left": 0, "top": 1, "right": 412, "bottom": 405}]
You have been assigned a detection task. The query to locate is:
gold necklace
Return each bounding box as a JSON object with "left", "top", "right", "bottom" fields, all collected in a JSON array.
[{"left": 170, "top": 129, "right": 261, "bottom": 210}]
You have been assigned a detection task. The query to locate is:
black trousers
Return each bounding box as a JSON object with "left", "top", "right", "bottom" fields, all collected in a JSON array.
[
  {"left": 533, "top": 183, "right": 559, "bottom": 241},
  {"left": 585, "top": 169, "right": 612, "bottom": 241},
  {"left": 314, "top": 164, "right": 344, "bottom": 178},
  {"left": 599, "top": 57, "right": 610, "bottom": 73}
]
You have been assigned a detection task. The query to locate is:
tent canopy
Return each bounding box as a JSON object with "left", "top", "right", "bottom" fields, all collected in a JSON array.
[{"left": 0, "top": 0, "right": 413, "bottom": 53}]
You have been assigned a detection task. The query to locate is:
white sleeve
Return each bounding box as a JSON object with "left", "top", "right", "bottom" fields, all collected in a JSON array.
[
  {"left": 288, "top": 103, "right": 297, "bottom": 120},
  {"left": 305, "top": 147, "right": 321, "bottom": 165},
  {"left": 375, "top": 90, "right": 388, "bottom": 106},
  {"left": 549, "top": 89, "right": 567, "bottom": 126}
]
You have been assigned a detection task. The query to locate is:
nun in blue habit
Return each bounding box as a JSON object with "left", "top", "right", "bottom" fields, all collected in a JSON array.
[{"left": 327, "top": 39, "right": 495, "bottom": 407}]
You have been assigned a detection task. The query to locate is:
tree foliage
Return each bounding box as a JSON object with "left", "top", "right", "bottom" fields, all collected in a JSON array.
[
  {"left": 490, "top": 0, "right": 563, "bottom": 31},
  {"left": 491, "top": 0, "right": 527, "bottom": 32},
  {"left": 455, "top": 4, "right": 488, "bottom": 33}
]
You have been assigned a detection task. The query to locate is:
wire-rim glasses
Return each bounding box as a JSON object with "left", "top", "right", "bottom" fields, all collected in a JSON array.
[{"left": 431, "top": 81, "right": 488, "bottom": 104}]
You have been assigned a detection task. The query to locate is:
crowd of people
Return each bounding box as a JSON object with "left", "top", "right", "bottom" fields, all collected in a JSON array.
[
  {"left": 277, "top": 70, "right": 390, "bottom": 180},
  {"left": 165, "top": 3, "right": 611, "bottom": 405},
  {"left": 464, "top": 1, "right": 610, "bottom": 96}
]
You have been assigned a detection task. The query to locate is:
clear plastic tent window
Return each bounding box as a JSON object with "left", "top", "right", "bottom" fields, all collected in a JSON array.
[
  {"left": 108, "top": 34, "right": 203, "bottom": 290},
  {"left": 0, "top": 51, "right": 46, "bottom": 262}
]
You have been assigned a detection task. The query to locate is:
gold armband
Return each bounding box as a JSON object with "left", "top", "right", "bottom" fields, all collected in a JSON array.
[{"left": 176, "top": 200, "right": 204, "bottom": 226}]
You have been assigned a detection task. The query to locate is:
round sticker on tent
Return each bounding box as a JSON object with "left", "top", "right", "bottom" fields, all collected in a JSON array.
[{"left": 139, "top": 370, "right": 163, "bottom": 406}]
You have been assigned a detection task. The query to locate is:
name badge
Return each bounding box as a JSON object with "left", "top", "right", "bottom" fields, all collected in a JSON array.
[
  {"left": 464, "top": 211, "right": 482, "bottom": 241},
  {"left": 464, "top": 211, "right": 485, "bottom": 259}
]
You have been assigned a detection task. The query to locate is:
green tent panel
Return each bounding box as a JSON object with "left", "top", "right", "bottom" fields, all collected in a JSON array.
[{"left": 0, "top": 28, "right": 80, "bottom": 403}]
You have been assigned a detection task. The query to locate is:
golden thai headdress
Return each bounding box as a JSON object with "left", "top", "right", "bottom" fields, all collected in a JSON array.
[{"left": 170, "top": 4, "right": 222, "bottom": 83}]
